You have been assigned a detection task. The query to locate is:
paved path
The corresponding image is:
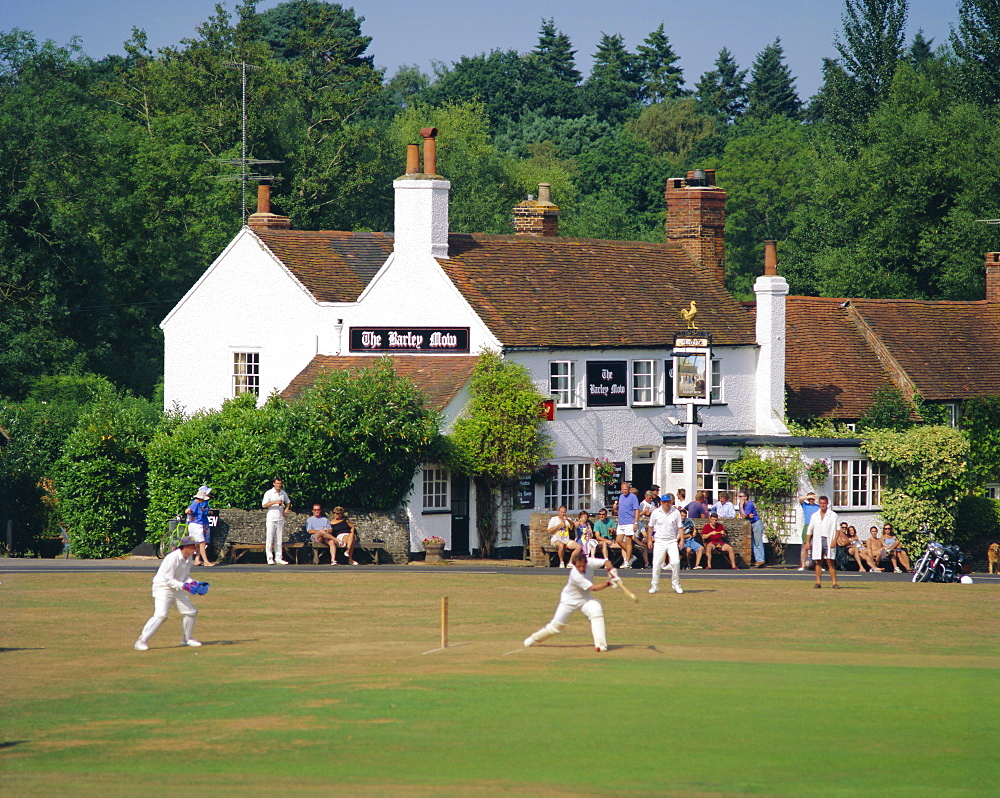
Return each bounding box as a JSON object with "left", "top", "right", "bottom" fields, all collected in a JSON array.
[{"left": 3, "top": 557, "right": 998, "bottom": 585}]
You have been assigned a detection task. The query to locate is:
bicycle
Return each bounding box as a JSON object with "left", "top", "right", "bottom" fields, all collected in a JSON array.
[{"left": 157, "top": 518, "right": 189, "bottom": 559}]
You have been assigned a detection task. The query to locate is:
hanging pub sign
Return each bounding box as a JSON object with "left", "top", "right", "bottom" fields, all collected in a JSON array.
[
  {"left": 586, "top": 361, "right": 628, "bottom": 407},
  {"left": 349, "top": 327, "right": 470, "bottom": 353},
  {"left": 672, "top": 332, "right": 712, "bottom": 406}
]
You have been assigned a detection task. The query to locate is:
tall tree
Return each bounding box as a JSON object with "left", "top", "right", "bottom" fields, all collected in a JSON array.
[
  {"left": 451, "top": 350, "right": 551, "bottom": 557},
  {"left": 522, "top": 18, "right": 582, "bottom": 118},
  {"left": 419, "top": 49, "right": 528, "bottom": 129},
  {"left": 835, "top": 0, "right": 908, "bottom": 110},
  {"left": 257, "top": 0, "right": 373, "bottom": 67},
  {"left": 951, "top": 0, "right": 1000, "bottom": 106},
  {"left": 636, "top": 24, "right": 685, "bottom": 103},
  {"left": 581, "top": 32, "right": 642, "bottom": 124},
  {"left": 745, "top": 39, "right": 801, "bottom": 121},
  {"left": 907, "top": 30, "right": 936, "bottom": 69},
  {"left": 694, "top": 47, "right": 747, "bottom": 124}
]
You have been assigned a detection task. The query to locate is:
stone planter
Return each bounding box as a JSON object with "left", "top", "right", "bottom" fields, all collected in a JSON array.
[{"left": 424, "top": 542, "right": 445, "bottom": 563}]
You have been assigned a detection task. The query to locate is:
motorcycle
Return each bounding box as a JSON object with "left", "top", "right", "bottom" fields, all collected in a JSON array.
[{"left": 911, "top": 538, "right": 967, "bottom": 583}]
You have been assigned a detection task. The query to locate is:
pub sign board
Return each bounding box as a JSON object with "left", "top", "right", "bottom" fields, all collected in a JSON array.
[
  {"left": 586, "top": 361, "right": 628, "bottom": 407},
  {"left": 517, "top": 476, "right": 535, "bottom": 509},
  {"left": 672, "top": 332, "right": 712, "bottom": 406},
  {"left": 349, "top": 327, "right": 470, "bottom": 353}
]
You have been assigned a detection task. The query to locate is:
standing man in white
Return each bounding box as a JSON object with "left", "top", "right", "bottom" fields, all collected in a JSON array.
[
  {"left": 648, "top": 493, "right": 684, "bottom": 595},
  {"left": 524, "top": 549, "right": 619, "bottom": 652},
  {"left": 134, "top": 536, "right": 202, "bottom": 650},
  {"left": 805, "top": 495, "right": 840, "bottom": 589},
  {"left": 262, "top": 478, "right": 290, "bottom": 565}
]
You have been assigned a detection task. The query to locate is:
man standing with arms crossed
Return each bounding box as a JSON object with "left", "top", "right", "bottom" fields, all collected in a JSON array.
[
  {"left": 262, "top": 478, "right": 290, "bottom": 565},
  {"left": 614, "top": 481, "right": 640, "bottom": 568},
  {"left": 648, "top": 493, "right": 684, "bottom": 595}
]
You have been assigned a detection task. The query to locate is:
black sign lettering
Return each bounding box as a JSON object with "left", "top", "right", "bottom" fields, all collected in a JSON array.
[
  {"left": 349, "top": 327, "right": 470, "bottom": 353},
  {"left": 586, "top": 361, "right": 628, "bottom": 407}
]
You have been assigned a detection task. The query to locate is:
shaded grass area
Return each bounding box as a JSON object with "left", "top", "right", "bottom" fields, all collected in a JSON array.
[{"left": 2, "top": 571, "right": 999, "bottom": 795}]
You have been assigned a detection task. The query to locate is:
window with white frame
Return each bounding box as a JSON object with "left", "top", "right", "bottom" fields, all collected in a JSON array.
[
  {"left": 697, "top": 458, "right": 729, "bottom": 503},
  {"left": 233, "top": 352, "right": 260, "bottom": 397},
  {"left": 422, "top": 466, "right": 450, "bottom": 510},
  {"left": 943, "top": 403, "right": 959, "bottom": 428},
  {"left": 544, "top": 462, "right": 592, "bottom": 511},
  {"left": 985, "top": 483, "right": 999, "bottom": 500},
  {"left": 549, "top": 361, "right": 577, "bottom": 407},
  {"left": 631, "top": 359, "right": 661, "bottom": 406},
  {"left": 710, "top": 359, "right": 723, "bottom": 403},
  {"left": 832, "top": 459, "right": 886, "bottom": 508}
]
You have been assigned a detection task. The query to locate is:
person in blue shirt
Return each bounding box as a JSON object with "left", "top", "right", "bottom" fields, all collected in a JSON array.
[
  {"left": 613, "top": 482, "right": 641, "bottom": 569},
  {"left": 798, "top": 492, "right": 821, "bottom": 571},
  {"left": 737, "top": 490, "right": 765, "bottom": 568},
  {"left": 186, "top": 488, "right": 215, "bottom": 567}
]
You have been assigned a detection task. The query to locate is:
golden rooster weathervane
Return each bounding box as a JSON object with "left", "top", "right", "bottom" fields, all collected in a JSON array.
[{"left": 680, "top": 301, "right": 698, "bottom": 329}]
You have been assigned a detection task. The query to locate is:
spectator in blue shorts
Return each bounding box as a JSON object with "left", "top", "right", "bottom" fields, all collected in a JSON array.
[{"left": 679, "top": 507, "right": 704, "bottom": 568}]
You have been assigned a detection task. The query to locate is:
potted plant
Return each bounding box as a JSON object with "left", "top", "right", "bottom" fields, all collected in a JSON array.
[
  {"left": 532, "top": 462, "right": 559, "bottom": 485},
  {"left": 422, "top": 536, "right": 446, "bottom": 563}
]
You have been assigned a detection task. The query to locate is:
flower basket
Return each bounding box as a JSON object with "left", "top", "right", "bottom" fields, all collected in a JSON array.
[
  {"left": 807, "top": 459, "right": 830, "bottom": 484},
  {"left": 592, "top": 457, "right": 618, "bottom": 486}
]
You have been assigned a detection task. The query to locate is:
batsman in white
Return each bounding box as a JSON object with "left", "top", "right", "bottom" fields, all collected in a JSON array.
[
  {"left": 648, "top": 493, "right": 684, "bottom": 595},
  {"left": 524, "top": 549, "right": 619, "bottom": 653},
  {"left": 134, "top": 535, "right": 203, "bottom": 650}
]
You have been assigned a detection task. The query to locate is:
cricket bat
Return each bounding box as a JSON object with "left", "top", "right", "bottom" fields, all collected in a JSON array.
[{"left": 613, "top": 576, "right": 638, "bottom": 603}]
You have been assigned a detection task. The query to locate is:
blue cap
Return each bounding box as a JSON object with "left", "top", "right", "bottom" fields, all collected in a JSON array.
[{"left": 659, "top": 494, "right": 674, "bottom": 503}]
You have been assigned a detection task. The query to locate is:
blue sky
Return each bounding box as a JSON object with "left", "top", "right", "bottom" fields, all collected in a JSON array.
[{"left": 2, "top": 0, "right": 961, "bottom": 98}]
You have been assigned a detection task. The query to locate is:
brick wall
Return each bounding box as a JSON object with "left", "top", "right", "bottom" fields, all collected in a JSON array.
[{"left": 213, "top": 507, "right": 409, "bottom": 563}]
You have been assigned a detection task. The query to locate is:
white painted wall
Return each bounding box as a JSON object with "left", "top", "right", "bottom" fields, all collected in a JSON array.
[{"left": 162, "top": 229, "right": 332, "bottom": 413}]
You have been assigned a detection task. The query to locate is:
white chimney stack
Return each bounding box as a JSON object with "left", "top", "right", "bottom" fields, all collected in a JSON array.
[
  {"left": 754, "top": 241, "right": 789, "bottom": 434},
  {"left": 392, "top": 127, "right": 450, "bottom": 260}
]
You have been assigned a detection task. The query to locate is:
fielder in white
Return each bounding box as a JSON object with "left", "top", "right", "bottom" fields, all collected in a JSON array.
[
  {"left": 648, "top": 493, "right": 684, "bottom": 595},
  {"left": 524, "top": 549, "right": 618, "bottom": 652},
  {"left": 134, "top": 536, "right": 202, "bottom": 650},
  {"left": 262, "top": 477, "right": 290, "bottom": 565}
]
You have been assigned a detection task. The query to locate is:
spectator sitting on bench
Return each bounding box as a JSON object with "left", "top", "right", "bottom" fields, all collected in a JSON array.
[
  {"left": 328, "top": 506, "right": 359, "bottom": 565},
  {"left": 680, "top": 507, "right": 705, "bottom": 569},
  {"left": 878, "top": 523, "right": 911, "bottom": 573},
  {"left": 575, "top": 511, "right": 594, "bottom": 557},
  {"left": 590, "top": 508, "right": 616, "bottom": 560},
  {"left": 702, "top": 512, "right": 737, "bottom": 569},
  {"left": 548, "top": 505, "right": 579, "bottom": 568},
  {"left": 307, "top": 504, "right": 339, "bottom": 565}
]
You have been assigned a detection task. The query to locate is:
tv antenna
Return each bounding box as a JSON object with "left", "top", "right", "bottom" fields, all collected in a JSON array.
[{"left": 217, "top": 60, "right": 282, "bottom": 223}]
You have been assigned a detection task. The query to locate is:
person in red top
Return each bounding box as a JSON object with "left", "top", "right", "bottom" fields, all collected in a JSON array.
[{"left": 702, "top": 512, "right": 737, "bottom": 569}]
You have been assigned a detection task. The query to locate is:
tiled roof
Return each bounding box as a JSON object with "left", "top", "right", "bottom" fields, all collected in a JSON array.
[
  {"left": 255, "top": 230, "right": 757, "bottom": 347},
  {"left": 785, "top": 296, "right": 1000, "bottom": 419},
  {"left": 255, "top": 230, "right": 393, "bottom": 303},
  {"left": 441, "top": 235, "right": 756, "bottom": 347},
  {"left": 280, "top": 355, "right": 479, "bottom": 411},
  {"left": 785, "top": 297, "right": 896, "bottom": 420},
  {"left": 850, "top": 299, "right": 1000, "bottom": 400}
]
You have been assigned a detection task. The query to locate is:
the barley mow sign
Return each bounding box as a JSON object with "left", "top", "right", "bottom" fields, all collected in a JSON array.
[{"left": 349, "top": 327, "right": 470, "bottom": 353}]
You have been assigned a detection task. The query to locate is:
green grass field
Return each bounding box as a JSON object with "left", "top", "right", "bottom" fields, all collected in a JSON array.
[{"left": 3, "top": 567, "right": 999, "bottom": 795}]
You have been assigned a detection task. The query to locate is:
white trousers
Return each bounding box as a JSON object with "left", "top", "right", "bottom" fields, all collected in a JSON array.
[
  {"left": 651, "top": 538, "right": 681, "bottom": 590},
  {"left": 527, "top": 599, "right": 607, "bottom": 648},
  {"left": 138, "top": 586, "right": 197, "bottom": 645},
  {"left": 265, "top": 515, "right": 285, "bottom": 562}
]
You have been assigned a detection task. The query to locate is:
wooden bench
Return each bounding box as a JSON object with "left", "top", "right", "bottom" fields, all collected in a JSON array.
[
  {"left": 226, "top": 541, "right": 308, "bottom": 564},
  {"left": 308, "top": 540, "right": 388, "bottom": 565}
]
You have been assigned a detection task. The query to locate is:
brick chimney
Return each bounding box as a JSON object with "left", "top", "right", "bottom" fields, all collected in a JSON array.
[
  {"left": 393, "top": 127, "right": 450, "bottom": 260},
  {"left": 513, "top": 183, "right": 559, "bottom": 237},
  {"left": 665, "top": 169, "right": 726, "bottom": 284},
  {"left": 247, "top": 184, "right": 291, "bottom": 231},
  {"left": 987, "top": 252, "right": 1000, "bottom": 302}
]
